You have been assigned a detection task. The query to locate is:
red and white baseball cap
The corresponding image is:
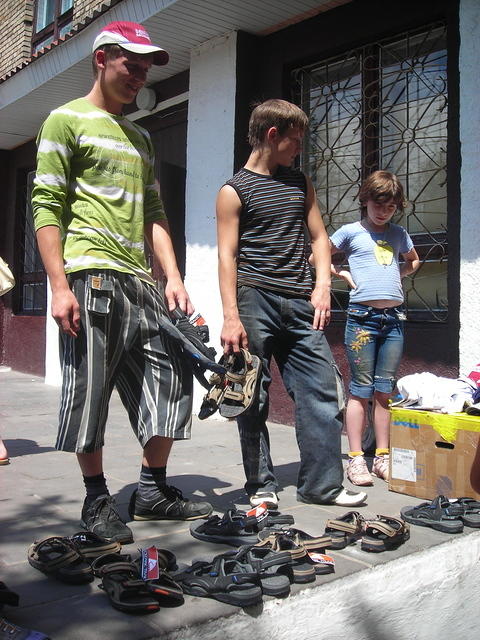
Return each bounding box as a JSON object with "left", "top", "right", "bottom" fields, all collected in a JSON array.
[{"left": 92, "top": 21, "right": 169, "bottom": 65}]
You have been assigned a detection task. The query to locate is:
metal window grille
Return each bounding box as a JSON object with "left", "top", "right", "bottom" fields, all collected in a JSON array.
[
  {"left": 293, "top": 22, "right": 448, "bottom": 321},
  {"left": 14, "top": 171, "right": 47, "bottom": 315}
]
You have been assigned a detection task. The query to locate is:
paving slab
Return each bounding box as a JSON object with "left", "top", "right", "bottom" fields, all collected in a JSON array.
[{"left": 0, "top": 369, "right": 475, "bottom": 639}]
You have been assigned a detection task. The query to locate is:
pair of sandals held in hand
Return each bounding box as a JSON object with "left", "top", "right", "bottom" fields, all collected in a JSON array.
[
  {"left": 199, "top": 347, "right": 262, "bottom": 419},
  {"left": 164, "top": 309, "right": 262, "bottom": 419}
]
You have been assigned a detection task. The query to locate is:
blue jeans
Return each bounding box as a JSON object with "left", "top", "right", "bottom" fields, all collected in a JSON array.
[
  {"left": 345, "top": 303, "right": 405, "bottom": 399},
  {"left": 237, "top": 286, "right": 345, "bottom": 504}
]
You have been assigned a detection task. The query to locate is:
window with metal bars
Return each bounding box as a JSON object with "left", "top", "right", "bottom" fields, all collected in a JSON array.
[
  {"left": 293, "top": 22, "right": 448, "bottom": 322},
  {"left": 32, "top": 0, "right": 74, "bottom": 54},
  {"left": 14, "top": 170, "right": 47, "bottom": 315}
]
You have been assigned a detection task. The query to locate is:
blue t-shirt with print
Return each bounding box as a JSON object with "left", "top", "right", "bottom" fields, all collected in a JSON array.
[{"left": 330, "top": 221, "right": 414, "bottom": 303}]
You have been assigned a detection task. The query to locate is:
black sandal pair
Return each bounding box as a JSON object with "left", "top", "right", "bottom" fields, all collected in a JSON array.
[
  {"left": 28, "top": 535, "right": 183, "bottom": 614},
  {"left": 254, "top": 531, "right": 333, "bottom": 580},
  {"left": 173, "top": 554, "right": 263, "bottom": 607},
  {"left": 27, "top": 531, "right": 124, "bottom": 584},
  {"left": 27, "top": 531, "right": 122, "bottom": 584},
  {"left": 401, "top": 495, "right": 480, "bottom": 534},
  {"left": 173, "top": 534, "right": 324, "bottom": 605},
  {"left": 190, "top": 505, "right": 294, "bottom": 546},
  {"left": 92, "top": 546, "right": 184, "bottom": 614}
]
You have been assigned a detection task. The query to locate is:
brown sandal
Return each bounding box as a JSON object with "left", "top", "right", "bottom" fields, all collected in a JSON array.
[
  {"left": 324, "top": 511, "right": 365, "bottom": 549},
  {"left": 361, "top": 515, "right": 410, "bottom": 552},
  {"left": 199, "top": 348, "right": 262, "bottom": 419},
  {"left": 219, "top": 348, "right": 262, "bottom": 418},
  {"left": 28, "top": 537, "right": 93, "bottom": 584}
]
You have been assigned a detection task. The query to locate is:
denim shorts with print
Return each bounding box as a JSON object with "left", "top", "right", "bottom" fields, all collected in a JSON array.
[{"left": 344, "top": 302, "right": 405, "bottom": 399}]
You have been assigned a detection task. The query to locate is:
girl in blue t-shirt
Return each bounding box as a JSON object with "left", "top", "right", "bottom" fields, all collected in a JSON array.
[{"left": 330, "top": 171, "right": 419, "bottom": 486}]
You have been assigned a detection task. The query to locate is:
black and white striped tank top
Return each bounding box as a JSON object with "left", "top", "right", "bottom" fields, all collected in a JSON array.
[{"left": 226, "top": 166, "right": 312, "bottom": 298}]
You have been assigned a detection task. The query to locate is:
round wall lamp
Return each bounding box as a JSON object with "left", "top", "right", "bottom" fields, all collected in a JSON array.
[{"left": 136, "top": 87, "right": 157, "bottom": 111}]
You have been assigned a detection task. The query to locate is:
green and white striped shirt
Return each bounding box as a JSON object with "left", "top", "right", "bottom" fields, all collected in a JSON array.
[{"left": 32, "top": 97, "right": 166, "bottom": 283}]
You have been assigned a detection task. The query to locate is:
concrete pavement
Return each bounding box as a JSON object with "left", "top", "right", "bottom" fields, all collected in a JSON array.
[{"left": 0, "top": 368, "right": 478, "bottom": 639}]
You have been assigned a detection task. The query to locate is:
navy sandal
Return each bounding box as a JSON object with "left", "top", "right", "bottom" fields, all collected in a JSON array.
[
  {"left": 173, "top": 556, "right": 262, "bottom": 607},
  {"left": 190, "top": 506, "right": 294, "bottom": 546},
  {"left": 400, "top": 495, "right": 464, "bottom": 533}
]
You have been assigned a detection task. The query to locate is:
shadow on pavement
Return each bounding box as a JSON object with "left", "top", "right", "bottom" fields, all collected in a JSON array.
[{"left": 1, "top": 438, "right": 56, "bottom": 458}]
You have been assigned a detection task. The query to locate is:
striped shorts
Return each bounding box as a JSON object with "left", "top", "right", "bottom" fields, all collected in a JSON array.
[{"left": 56, "top": 270, "right": 193, "bottom": 453}]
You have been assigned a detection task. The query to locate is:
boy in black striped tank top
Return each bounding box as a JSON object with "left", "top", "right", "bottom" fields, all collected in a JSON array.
[{"left": 216, "top": 99, "right": 367, "bottom": 508}]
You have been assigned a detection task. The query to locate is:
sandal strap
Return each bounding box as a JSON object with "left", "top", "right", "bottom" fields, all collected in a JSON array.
[
  {"left": 233, "top": 544, "right": 292, "bottom": 571},
  {"left": 30, "top": 537, "right": 81, "bottom": 569},
  {"left": 285, "top": 529, "right": 332, "bottom": 549},
  {"left": 225, "top": 370, "right": 246, "bottom": 383},
  {"left": 210, "top": 557, "right": 259, "bottom": 584},
  {"left": 366, "top": 515, "right": 407, "bottom": 537},
  {"left": 325, "top": 518, "right": 360, "bottom": 534},
  {"left": 91, "top": 553, "right": 132, "bottom": 576},
  {"left": 254, "top": 533, "right": 308, "bottom": 559},
  {"left": 98, "top": 561, "right": 139, "bottom": 577},
  {"left": 223, "top": 389, "right": 244, "bottom": 401}
]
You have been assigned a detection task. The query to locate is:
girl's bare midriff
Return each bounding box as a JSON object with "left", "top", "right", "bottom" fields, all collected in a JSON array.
[{"left": 359, "top": 299, "right": 401, "bottom": 309}]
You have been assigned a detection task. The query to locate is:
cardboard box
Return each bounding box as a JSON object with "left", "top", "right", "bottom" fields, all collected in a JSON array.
[{"left": 389, "top": 407, "right": 480, "bottom": 500}]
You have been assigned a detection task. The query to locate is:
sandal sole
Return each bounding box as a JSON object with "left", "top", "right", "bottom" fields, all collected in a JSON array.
[
  {"left": 190, "top": 521, "right": 258, "bottom": 546},
  {"left": 361, "top": 533, "right": 410, "bottom": 552},
  {"left": 109, "top": 602, "right": 159, "bottom": 614},
  {"left": 260, "top": 581, "right": 290, "bottom": 597},
  {"left": 28, "top": 556, "right": 93, "bottom": 584},
  {"left": 190, "top": 530, "right": 258, "bottom": 546},
  {"left": 184, "top": 584, "right": 263, "bottom": 607},
  {"left": 325, "top": 538, "right": 350, "bottom": 550},
  {"left": 400, "top": 508, "right": 463, "bottom": 534}
]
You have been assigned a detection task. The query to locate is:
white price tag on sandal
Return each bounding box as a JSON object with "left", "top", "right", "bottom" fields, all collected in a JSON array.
[{"left": 307, "top": 552, "right": 334, "bottom": 566}]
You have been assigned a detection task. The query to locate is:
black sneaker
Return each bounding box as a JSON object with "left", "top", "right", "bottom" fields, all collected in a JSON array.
[
  {"left": 80, "top": 495, "right": 133, "bottom": 544},
  {"left": 129, "top": 486, "right": 213, "bottom": 521}
]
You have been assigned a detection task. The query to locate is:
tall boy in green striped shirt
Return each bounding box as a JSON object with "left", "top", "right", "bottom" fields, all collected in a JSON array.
[{"left": 32, "top": 21, "right": 212, "bottom": 543}]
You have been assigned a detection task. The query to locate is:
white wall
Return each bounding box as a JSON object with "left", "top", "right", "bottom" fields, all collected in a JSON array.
[
  {"left": 184, "top": 32, "right": 238, "bottom": 413},
  {"left": 44, "top": 284, "right": 61, "bottom": 386},
  {"left": 459, "top": 0, "right": 480, "bottom": 373}
]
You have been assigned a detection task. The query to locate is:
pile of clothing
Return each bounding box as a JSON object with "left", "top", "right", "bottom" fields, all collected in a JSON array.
[{"left": 393, "top": 363, "right": 480, "bottom": 415}]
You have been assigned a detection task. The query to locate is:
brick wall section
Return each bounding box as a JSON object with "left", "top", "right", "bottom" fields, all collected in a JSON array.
[
  {"left": 0, "top": 0, "right": 118, "bottom": 79},
  {"left": 0, "top": 0, "right": 34, "bottom": 78},
  {"left": 73, "top": 0, "right": 116, "bottom": 25}
]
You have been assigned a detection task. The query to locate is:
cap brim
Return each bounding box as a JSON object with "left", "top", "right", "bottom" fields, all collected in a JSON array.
[
  {"left": 92, "top": 32, "right": 169, "bottom": 65},
  {"left": 119, "top": 43, "right": 169, "bottom": 65}
]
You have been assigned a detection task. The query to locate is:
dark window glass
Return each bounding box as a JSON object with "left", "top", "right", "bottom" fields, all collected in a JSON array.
[
  {"left": 32, "top": 0, "right": 73, "bottom": 53},
  {"left": 14, "top": 171, "right": 47, "bottom": 315}
]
